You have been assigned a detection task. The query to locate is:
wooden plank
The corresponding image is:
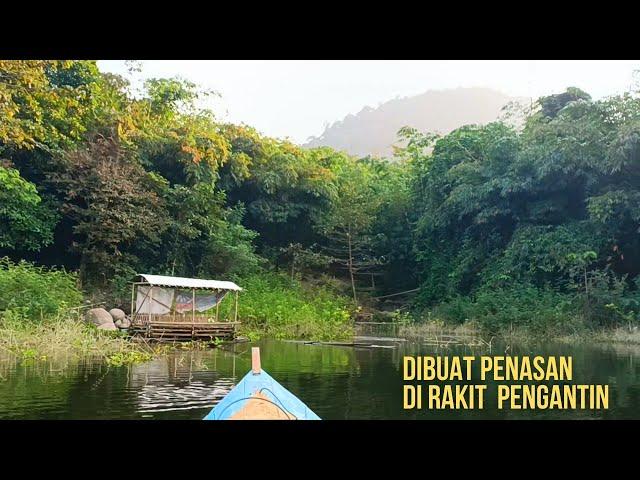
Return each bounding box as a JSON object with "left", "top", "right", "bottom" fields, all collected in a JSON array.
[
  {"left": 355, "top": 322, "right": 399, "bottom": 325},
  {"left": 146, "top": 332, "right": 235, "bottom": 338},
  {"left": 148, "top": 331, "right": 235, "bottom": 336},
  {"left": 147, "top": 323, "right": 236, "bottom": 328},
  {"left": 145, "top": 329, "right": 233, "bottom": 334},
  {"left": 147, "top": 334, "right": 233, "bottom": 338},
  {"left": 130, "top": 320, "right": 238, "bottom": 342},
  {"left": 147, "top": 334, "right": 232, "bottom": 338},
  {"left": 251, "top": 347, "right": 261, "bottom": 374},
  {"left": 144, "top": 321, "right": 240, "bottom": 326},
  {"left": 150, "top": 325, "right": 235, "bottom": 332},
  {"left": 353, "top": 335, "right": 406, "bottom": 342}
]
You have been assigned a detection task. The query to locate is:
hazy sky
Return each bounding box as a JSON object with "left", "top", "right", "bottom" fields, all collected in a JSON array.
[{"left": 98, "top": 60, "right": 639, "bottom": 144}]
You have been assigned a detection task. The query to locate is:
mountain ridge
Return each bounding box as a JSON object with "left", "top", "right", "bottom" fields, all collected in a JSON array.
[{"left": 304, "top": 87, "right": 528, "bottom": 158}]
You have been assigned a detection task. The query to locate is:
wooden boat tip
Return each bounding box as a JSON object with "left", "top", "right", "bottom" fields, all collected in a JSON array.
[{"left": 203, "top": 346, "right": 321, "bottom": 420}]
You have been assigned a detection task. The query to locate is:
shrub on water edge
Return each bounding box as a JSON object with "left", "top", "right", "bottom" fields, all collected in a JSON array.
[
  {"left": 0, "top": 260, "right": 154, "bottom": 364},
  {"left": 416, "top": 275, "right": 640, "bottom": 336},
  {"left": 0, "top": 258, "right": 83, "bottom": 321},
  {"left": 218, "top": 272, "right": 353, "bottom": 341},
  {"left": 105, "top": 350, "right": 153, "bottom": 367},
  {"left": 427, "top": 285, "right": 579, "bottom": 335}
]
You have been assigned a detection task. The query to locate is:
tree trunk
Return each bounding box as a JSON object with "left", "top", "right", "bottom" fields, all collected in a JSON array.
[
  {"left": 79, "top": 253, "right": 88, "bottom": 289},
  {"left": 583, "top": 266, "right": 590, "bottom": 320},
  {"left": 347, "top": 224, "right": 358, "bottom": 307}
]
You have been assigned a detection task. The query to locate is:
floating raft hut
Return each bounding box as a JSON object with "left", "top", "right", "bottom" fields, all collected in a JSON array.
[
  {"left": 130, "top": 274, "right": 242, "bottom": 342},
  {"left": 204, "top": 348, "right": 320, "bottom": 420}
]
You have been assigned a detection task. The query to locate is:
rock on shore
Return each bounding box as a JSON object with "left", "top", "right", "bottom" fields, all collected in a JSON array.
[
  {"left": 109, "top": 308, "right": 126, "bottom": 322},
  {"left": 85, "top": 307, "right": 131, "bottom": 331},
  {"left": 97, "top": 322, "right": 118, "bottom": 331},
  {"left": 85, "top": 308, "right": 114, "bottom": 327}
]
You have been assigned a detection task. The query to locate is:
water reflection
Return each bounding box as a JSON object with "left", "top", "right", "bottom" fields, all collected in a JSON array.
[
  {"left": 130, "top": 352, "right": 238, "bottom": 414},
  {"left": 0, "top": 337, "right": 639, "bottom": 419}
]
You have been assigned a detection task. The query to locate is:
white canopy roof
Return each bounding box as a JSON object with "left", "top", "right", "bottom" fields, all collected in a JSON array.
[{"left": 137, "top": 274, "right": 242, "bottom": 291}]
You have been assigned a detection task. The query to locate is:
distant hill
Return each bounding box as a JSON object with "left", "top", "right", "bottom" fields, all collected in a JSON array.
[{"left": 304, "top": 87, "right": 527, "bottom": 158}]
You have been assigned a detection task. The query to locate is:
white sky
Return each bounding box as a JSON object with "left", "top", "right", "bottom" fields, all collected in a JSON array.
[{"left": 98, "top": 60, "right": 640, "bottom": 144}]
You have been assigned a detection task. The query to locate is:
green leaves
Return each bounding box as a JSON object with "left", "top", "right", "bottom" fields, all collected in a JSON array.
[
  {"left": 0, "top": 258, "right": 82, "bottom": 320},
  {"left": 0, "top": 61, "right": 101, "bottom": 154},
  {"left": 223, "top": 272, "right": 352, "bottom": 341},
  {"left": 406, "top": 88, "right": 640, "bottom": 328},
  {"left": 538, "top": 87, "right": 591, "bottom": 119},
  {"left": 50, "top": 135, "right": 167, "bottom": 285},
  {"left": 0, "top": 166, "right": 57, "bottom": 251}
]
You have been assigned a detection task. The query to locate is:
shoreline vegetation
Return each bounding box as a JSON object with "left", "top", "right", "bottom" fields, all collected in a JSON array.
[
  {"left": 0, "top": 259, "right": 355, "bottom": 364},
  {"left": 2, "top": 259, "right": 640, "bottom": 366},
  {"left": 397, "top": 319, "right": 640, "bottom": 346},
  {"left": 4, "top": 305, "right": 640, "bottom": 369},
  {"left": 0, "top": 312, "right": 155, "bottom": 365},
  {"left": 2, "top": 61, "right": 640, "bottom": 364}
]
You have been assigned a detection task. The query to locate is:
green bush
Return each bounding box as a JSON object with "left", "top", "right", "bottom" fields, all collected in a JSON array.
[
  {"left": 0, "top": 258, "right": 83, "bottom": 321},
  {"left": 431, "top": 285, "right": 576, "bottom": 334},
  {"left": 219, "top": 271, "right": 353, "bottom": 341},
  {"left": 481, "top": 222, "right": 605, "bottom": 289}
]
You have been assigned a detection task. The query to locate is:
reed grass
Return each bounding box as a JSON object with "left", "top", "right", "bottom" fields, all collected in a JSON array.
[
  {"left": 0, "top": 309, "right": 162, "bottom": 365},
  {"left": 398, "top": 320, "right": 482, "bottom": 340},
  {"left": 557, "top": 325, "right": 640, "bottom": 346}
]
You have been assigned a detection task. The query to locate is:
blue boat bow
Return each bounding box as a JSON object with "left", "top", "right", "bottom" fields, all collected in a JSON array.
[{"left": 204, "top": 347, "right": 321, "bottom": 420}]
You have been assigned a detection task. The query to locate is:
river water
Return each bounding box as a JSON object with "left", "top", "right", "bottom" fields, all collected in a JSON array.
[{"left": 1, "top": 335, "right": 639, "bottom": 419}]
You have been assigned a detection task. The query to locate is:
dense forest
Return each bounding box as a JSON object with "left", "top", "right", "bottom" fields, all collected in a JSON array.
[{"left": 2, "top": 60, "right": 640, "bottom": 337}]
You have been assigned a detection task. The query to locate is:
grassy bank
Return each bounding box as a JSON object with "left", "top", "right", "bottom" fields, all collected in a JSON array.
[
  {"left": 396, "top": 319, "right": 640, "bottom": 350},
  {"left": 0, "top": 310, "right": 159, "bottom": 365},
  {"left": 556, "top": 326, "right": 640, "bottom": 346},
  {"left": 396, "top": 314, "right": 640, "bottom": 346},
  {"left": 0, "top": 260, "right": 354, "bottom": 367},
  {"left": 398, "top": 320, "right": 483, "bottom": 340},
  {"left": 0, "top": 259, "right": 160, "bottom": 365},
  {"left": 396, "top": 282, "right": 640, "bottom": 344},
  {"left": 406, "top": 282, "right": 640, "bottom": 341}
]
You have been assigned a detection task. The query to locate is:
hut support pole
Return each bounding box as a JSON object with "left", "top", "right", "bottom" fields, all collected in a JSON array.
[
  {"left": 215, "top": 289, "right": 220, "bottom": 322},
  {"left": 149, "top": 287, "right": 154, "bottom": 323},
  {"left": 234, "top": 291, "right": 239, "bottom": 323},
  {"left": 192, "top": 289, "right": 195, "bottom": 323},
  {"left": 130, "top": 284, "right": 135, "bottom": 318}
]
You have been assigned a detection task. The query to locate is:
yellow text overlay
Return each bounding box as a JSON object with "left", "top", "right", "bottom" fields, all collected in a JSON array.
[{"left": 402, "top": 355, "right": 609, "bottom": 411}]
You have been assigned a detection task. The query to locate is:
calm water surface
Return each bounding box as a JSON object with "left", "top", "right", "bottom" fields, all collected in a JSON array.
[{"left": 1, "top": 335, "right": 640, "bottom": 419}]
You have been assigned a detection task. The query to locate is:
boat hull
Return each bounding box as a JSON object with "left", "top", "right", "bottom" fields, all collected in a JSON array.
[{"left": 203, "top": 369, "right": 320, "bottom": 420}]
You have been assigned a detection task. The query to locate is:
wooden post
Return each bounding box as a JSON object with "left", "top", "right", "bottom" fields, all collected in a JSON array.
[
  {"left": 251, "top": 347, "right": 261, "bottom": 374},
  {"left": 149, "top": 287, "right": 154, "bottom": 319},
  {"left": 215, "top": 289, "right": 220, "bottom": 322},
  {"left": 234, "top": 290, "right": 239, "bottom": 323},
  {"left": 192, "top": 289, "right": 195, "bottom": 323},
  {"left": 130, "top": 283, "right": 135, "bottom": 318}
]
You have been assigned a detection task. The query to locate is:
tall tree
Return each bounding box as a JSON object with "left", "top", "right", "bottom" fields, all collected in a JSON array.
[
  {"left": 50, "top": 134, "right": 166, "bottom": 286},
  {"left": 316, "top": 160, "right": 382, "bottom": 306}
]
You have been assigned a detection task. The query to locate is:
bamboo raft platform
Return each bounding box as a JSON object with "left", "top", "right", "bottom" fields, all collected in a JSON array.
[
  {"left": 130, "top": 316, "right": 240, "bottom": 342},
  {"left": 129, "top": 274, "right": 243, "bottom": 342}
]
